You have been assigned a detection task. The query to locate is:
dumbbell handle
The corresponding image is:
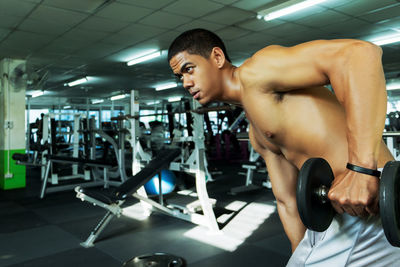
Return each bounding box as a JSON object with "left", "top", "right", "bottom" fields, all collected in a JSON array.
[{"left": 314, "top": 185, "right": 329, "bottom": 204}]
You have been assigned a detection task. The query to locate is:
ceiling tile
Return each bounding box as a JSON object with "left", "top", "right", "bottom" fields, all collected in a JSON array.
[
  {"left": 2, "top": 0, "right": 400, "bottom": 106},
  {"left": 211, "top": 0, "right": 239, "bottom": 4},
  {"left": 106, "top": 40, "right": 163, "bottom": 62},
  {"left": 333, "top": 0, "right": 399, "bottom": 17},
  {"left": 0, "top": 28, "right": 11, "bottom": 40},
  {"left": 102, "top": 32, "right": 142, "bottom": 46},
  {"left": 77, "top": 16, "right": 130, "bottom": 33},
  {"left": 95, "top": 2, "right": 154, "bottom": 22},
  {"left": 216, "top": 26, "right": 250, "bottom": 41},
  {"left": 29, "top": 5, "right": 88, "bottom": 27},
  {"left": 227, "top": 32, "right": 279, "bottom": 52},
  {"left": 74, "top": 43, "right": 124, "bottom": 59},
  {"left": 295, "top": 10, "right": 352, "bottom": 28},
  {"left": 18, "top": 18, "right": 71, "bottom": 36},
  {"left": 0, "top": 42, "right": 30, "bottom": 58},
  {"left": 232, "top": 0, "right": 275, "bottom": 11},
  {"left": 0, "top": 0, "right": 37, "bottom": 17},
  {"left": 61, "top": 29, "right": 110, "bottom": 43},
  {"left": 139, "top": 11, "right": 192, "bottom": 29},
  {"left": 358, "top": 5, "right": 400, "bottom": 23},
  {"left": 163, "top": 0, "right": 223, "bottom": 18},
  {"left": 319, "top": 0, "right": 352, "bottom": 8},
  {"left": 353, "top": 25, "right": 392, "bottom": 39},
  {"left": 321, "top": 19, "right": 378, "bottom": 39},
  {"left": 376, "top": 15, "right": 400, "bottom": 29},
  {"left": 39, "top": 42, "right": 76, "bottom": 54},
  {"left": 175, "top": 20, "right": 226, "bottom": 32},
  {"left": 364, "top": 29, "right": 400, "bottom": 43},
  {"left": 117, "top": 24, "right": 165, "bottom": 37},
  {"left": 29, "top": 52, "right": 67, "bottom": 65},
  {"left": 53, "top": 56, "right": 89, "bottom": 69},
  {"left": 41, "top": 37, "right": 94, "bottom": 54},
  {"left": 0, "top": 15, "right": 23, "bottom": 29},
  {"left": 102, "top": 24, "right": 165, "bottom": 46},
  {"left": 290, "top": 29, "right": 336, "bottom": 43},
  {"left": 229, "top": 50, "right": 251, "bottom": 63},
  {"left": 3, "top": 30, "right": 54, "bottom": 52},
  {"left": 148, "top": 30, "right": 182, "bottom": 49},
  {"left": 116, "top": 0, "right": 175, "bottom": 9},
  {"left": 274, "top": 5, "right": 327, "bottom": 22},
  {"left": 202, "top": 7, "right": 255, "bottom": 25},
  {"left": 261, "top": 23, "right": 314, "bottom": 38},
  {"left": 42, "top": 0, "right": 107, "bottom": 13},
  {"left": 238, "top": 18, "right": 285, "bottom": 31}
]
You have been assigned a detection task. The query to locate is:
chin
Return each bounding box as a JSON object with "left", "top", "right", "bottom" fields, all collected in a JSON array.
[{"left": 198, "top": 98, "right": 210, "bottom": 105}]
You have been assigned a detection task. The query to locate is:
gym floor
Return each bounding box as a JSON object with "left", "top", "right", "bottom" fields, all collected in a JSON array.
[{"left": 0, "top": 163, "right": 291, "bottom": 267}]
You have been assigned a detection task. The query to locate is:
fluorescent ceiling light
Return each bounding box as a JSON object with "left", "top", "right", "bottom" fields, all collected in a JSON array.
[
  {"left": 127, "top": 51, "right": 161, "bottom": 66},
  {"left": 168, "top": 96, "right": 181, "bottom": 102},
  {"left": 32, "top": 91, "right": 44, "bottom": 98},
  {"left": 371, "top": 34, "right": 400, "bottom": 46},
  {"left": 156, "top": 82, "right": 178, "bottom": 91},
  {"left": 110, "top": 94, "right": 127, "bottom": 101},
  {"left": 65, "top": 77, "right": 88, "bottom": 87},
  {"left": 387, "top": 82, "right": 400, "bottom": 91},
  {"left": 147, "top": 101, "right": 160, "bottom": 105},
  {"left": 258, "top": 0, "right": 326, "bottom": 21},
  {"left": 91, "top": 99, "right": 104, "bottom": 104}
]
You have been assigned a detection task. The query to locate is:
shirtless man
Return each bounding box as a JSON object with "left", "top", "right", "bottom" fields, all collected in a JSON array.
[{"left": 168, "top": 29, "right": 400, "bottom": 265}]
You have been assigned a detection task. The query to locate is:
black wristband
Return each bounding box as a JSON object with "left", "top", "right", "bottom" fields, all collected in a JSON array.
[{"left": 346, "top": 163, "right": 381, "bottom": 177}]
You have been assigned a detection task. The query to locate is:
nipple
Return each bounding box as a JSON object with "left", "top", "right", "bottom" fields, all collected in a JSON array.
[{"left": 265, "top": 131, "right": 273, "bottom": 138}]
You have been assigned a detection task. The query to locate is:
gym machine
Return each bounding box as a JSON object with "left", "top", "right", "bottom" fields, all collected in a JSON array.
[{"left": 75, "top": 91, "right": 220, "bottom": 247}]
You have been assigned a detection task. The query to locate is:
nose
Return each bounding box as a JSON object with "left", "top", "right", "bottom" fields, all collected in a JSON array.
[{"left": 183, "top": 76, "right": 193, "bottom": 90}]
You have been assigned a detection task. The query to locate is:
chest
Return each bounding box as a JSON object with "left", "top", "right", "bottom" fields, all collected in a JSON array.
[{"left": 243, "top": 87, "right": 347, "bottom": 163}]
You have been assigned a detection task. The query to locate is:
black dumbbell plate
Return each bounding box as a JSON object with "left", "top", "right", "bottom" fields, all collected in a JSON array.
[
  {"left": 297, "top": 158, "right": 335, "bottom": 232},
  {"left": 380, "top": 161, "right": 400, "bottom": 247}
]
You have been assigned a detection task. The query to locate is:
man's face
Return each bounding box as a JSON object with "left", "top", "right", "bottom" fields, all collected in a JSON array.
[{"left": 169, "top": 51, "right": 220, "bottom": 105}]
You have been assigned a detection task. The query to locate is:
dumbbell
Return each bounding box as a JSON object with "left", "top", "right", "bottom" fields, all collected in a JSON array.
[{"left": 296, "top": 158, "right": 400, "bottom": 247}]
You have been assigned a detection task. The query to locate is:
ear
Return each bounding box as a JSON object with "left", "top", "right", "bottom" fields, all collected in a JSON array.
[{"left": 211, "top": 47, "right": 226, "bottom": 69}]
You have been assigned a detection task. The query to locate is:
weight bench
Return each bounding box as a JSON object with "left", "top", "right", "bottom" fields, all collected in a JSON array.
[
  {"left": 40, "top": 155, "right": 117, "bottom": 199},
  {"left": 12, "top": 153, "right": 29, "bottom": 163},
  {"left": 230, "top": 146, "right": 271, "bottom": 195},
  {"left": 75, "top": 148, "right": 181, "bottom": 248},
  {"left": 12, "top": 153, "right": 46, "bottom": 167}
]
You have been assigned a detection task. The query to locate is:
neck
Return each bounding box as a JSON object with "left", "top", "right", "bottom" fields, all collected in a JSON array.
[{"left": 218, "top": 64, "right": 242, "bottom": 105}]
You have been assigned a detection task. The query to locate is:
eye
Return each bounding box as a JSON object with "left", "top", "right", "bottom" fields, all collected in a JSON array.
[{"left": 186, "top": 66, "right": 193, "bottom": 73}]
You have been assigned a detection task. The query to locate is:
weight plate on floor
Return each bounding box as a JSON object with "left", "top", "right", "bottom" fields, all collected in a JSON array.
[
  {"left": 297, "top": 158, "right": 335, "bottom": 232},
  {"left": 380, "top": 161, "right": 400, "bottom": 247},
  {"left": 122, "top": 253, "right": 185, "bottom": 267}
]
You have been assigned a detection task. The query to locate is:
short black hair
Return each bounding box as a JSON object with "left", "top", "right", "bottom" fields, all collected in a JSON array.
[{"left": 168, "top": 28, "right": 231, "bottom": 63}]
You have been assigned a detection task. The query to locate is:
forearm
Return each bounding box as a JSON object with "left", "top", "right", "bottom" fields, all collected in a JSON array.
[
  {"left": 276, "top": 201, "right": 306, "bottom": 252},
  {"left": 328, "top": 42, "right": 386, "bottom": 168}
]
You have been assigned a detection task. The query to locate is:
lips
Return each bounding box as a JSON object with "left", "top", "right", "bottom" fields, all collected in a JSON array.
[{"left": 191, "top": 90, "right": 200, "bottom": 99}]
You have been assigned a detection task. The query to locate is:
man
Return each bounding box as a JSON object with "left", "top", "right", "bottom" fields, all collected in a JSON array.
[{"left": 168, "top": 29, "right": 400, "bottom": 266}]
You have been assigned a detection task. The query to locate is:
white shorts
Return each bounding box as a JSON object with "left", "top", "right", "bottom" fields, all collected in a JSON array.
[
  {"left": 287, "top": 214, "right": 400, "bottom": 266},
  {"left": 287, "top": 168, "right": 400, "bottom": 266}
]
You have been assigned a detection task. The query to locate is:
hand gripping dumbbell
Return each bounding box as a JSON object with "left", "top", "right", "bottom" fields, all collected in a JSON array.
[{"left": 296, "top": 158, "right": 400, "bottom": 247}]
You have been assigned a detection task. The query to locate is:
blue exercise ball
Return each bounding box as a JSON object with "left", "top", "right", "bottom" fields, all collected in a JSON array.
[{"left": 144, "top": 169, "right": 176, "bottom": 195}]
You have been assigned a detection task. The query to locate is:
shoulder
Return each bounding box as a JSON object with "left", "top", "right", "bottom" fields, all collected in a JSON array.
[{"left": 237, "top": 46, "right": 282, "bottom": 92}]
